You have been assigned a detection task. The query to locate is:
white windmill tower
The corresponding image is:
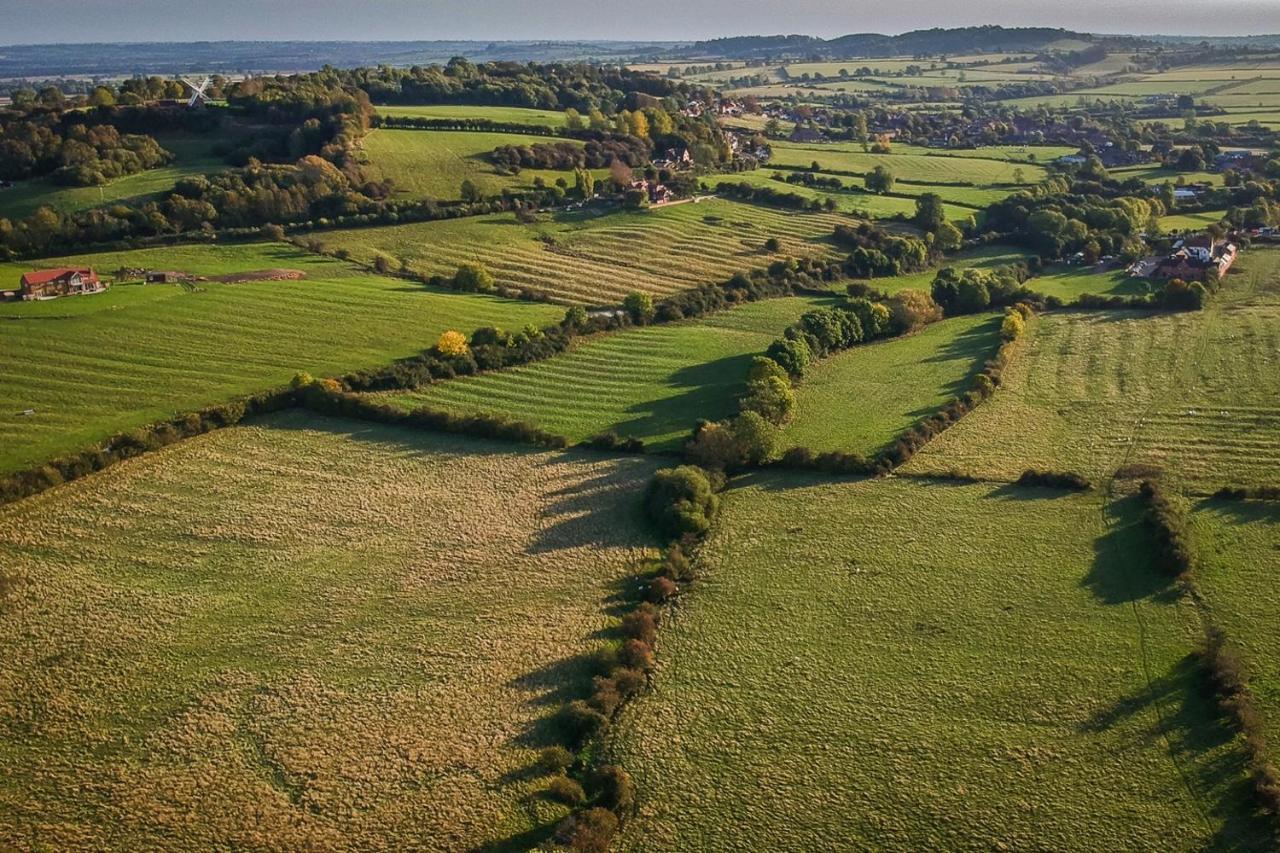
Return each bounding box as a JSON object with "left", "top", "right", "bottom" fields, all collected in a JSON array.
[{"left": 180, "top": 76, "right": 213, "bottom": 108}]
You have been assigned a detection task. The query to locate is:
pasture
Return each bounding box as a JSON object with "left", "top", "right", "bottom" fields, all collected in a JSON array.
[
  {"left": 904, "top": 250, "right": 1280, "bottom": 490},
  {"left": 0, "top": 411, "right": 660, "bottom": 850},
  {"left": 0, "top": 134, "right": 226, "bottom": 220},
  {"left": 783, "top": 312, "right": 1004, "bottom": 456},
  {"left": 705, "top": 171, "right": 984, "bottom": 222},
  {"left": 0, "top": 242, "right": 559, "bottom": 474},
  {"left": 359, "top": 128, "right": 587, "bottom": 201},
  {"left": 1191, "top": 500, "right": 1280, "bottom": 749},
  {"left": 765, "top": 141, "right": 1047, "bottom": 185},
  {"left": 375, "top": 103, "right": 568, "bottom": 127},
  {"left": 611, "top": 475, "right": 1264, "bottom": 850},
  {"left": 380, "top": 295, "right": 837, "bottom": 451},
  {"left": 319, "top": 198, "right": 850, "bottom": 305}
]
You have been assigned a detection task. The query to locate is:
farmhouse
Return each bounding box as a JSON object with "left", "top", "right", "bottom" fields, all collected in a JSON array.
[
  {"left": 1155, "top": 235, "right": 1237, "bottom": 280},
  {"left": 17, "top": 268, "right": 106, "bottom": 300}
]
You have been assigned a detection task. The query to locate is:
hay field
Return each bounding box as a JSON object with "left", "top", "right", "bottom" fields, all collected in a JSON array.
[
  {"left": 319, "top": 199, "right": 850, "bottom": 305},
  {"left": 381, "top": 295, "right": 837, "bottom": 451},
  {"left": 904, "top": 250, "right": 1280, "bottom": 490},
  {"left": 783, "top": 312, "right": 1003, "bottom": 456},
  {"left": 0, "top": 242, "right": 559, "bottom": 474},
  {"left": 766, "top": 141, "right": 1047, "bottom": 185},
  {"left": 611, "top": 475, "right": 1264, "bottom": 850},
  {"left": 1192, "top": 500, "right": 1280, "bottom": 748},
  {"left": 0, "top": 411, "right": 660, "bottom": 849},
  {"left": 0, "top": 134, "right": 227, "bottom": 220},
  {"left": 360, "top": 128, "right": 587, "bottom": 201}
]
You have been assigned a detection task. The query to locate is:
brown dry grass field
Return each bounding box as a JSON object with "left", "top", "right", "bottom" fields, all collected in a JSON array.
[{"left": 0, "top": 411, "right": 660, "bottom": 850}]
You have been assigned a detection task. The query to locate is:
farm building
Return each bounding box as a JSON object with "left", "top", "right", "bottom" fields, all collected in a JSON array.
[
  {"left": 16, "top": 268, "right": 106, "bottom": 300},
  {"left": 1156, "top": 236, "right": 1237, "bottom": 280}
]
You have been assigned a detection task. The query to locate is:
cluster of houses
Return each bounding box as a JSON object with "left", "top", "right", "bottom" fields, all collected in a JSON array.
[
  {"left": 626, "top": 179, "right": 673, "bottom": 205},
  {"left": 1, "top": 267, "right": 106, "bottom": 301},
  {"left": 1126, "top": 234, "right": 1239, "bottom": 281}
]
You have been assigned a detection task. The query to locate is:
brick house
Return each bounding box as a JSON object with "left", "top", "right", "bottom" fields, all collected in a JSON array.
[{"left": 18, "top": 268, "right": 105, "bottom": 300}]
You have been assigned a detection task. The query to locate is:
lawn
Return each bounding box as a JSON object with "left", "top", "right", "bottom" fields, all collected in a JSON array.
[
  {"left": 610, "top": 475, "right": 1266, "bottom": 850},
  {"left": 903, "top": 250, "right": 1280, "bottom": 490},
  {"left": 766, "top": 141, "right": 1047, "bottom": 185},
  {"left": 1192, "top": 500, "right": 1280, "bottom": 749},
  {"left": 379, "top": 295, "right": 838, "bottom": 451},
  {"left": 0, "top": 133, "right": 227, "bottom": 220},
  {"left": 319, "top": 198, "right": 851, "bottom": 305},
  {"left": 0, "top": 242, "right": 560, "bottom": 474},
  {"left": 0, "top": 411, "right": 660, "bottom": 850},
  {"left": 1161, "top": 210, "right": 1229, "bottom": 231},
  {"left": 375, "top": 103, "right": 569, "bottom": 127},
  {"left": 359, "top": 128, "right": 588, "bottom": 201},
  {"left": 1028, "top": 264, "right": 1154, "bottom": 300},
  {"left": 783, "top": 312, "right": 1004, "bottom": 456}
]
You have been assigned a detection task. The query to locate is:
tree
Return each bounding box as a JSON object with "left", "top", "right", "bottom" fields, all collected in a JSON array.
[
  {"left": 435, "top": 330, "right": 469, "bottom": 356},
  {"left": 459, "top": 179, "right": 482, "bottom": 203},
  {"left": 865, "top": 165, "right": 895, "bottom": 194},
  {"left": 914, "top": 193, "right": 947, "bottom": 233},
  {"left": 629, "top": 110, "right": 649, "bottom": 140},
  {"left": 853, "top": 112, "right": 869, "bottom": 152},
  {"left": 1001, "top": 310, "right": 1026, "bottom": 341},
  {"left": 934, "top": 220, "right": 963, "bottom": 251},
  {"left": 765, "top": 336, "right": 812, "bottom": 377},
  {"left": 887, "top": 289, "right": 942, "bottom": 332},
  {"left": 564, "top": 107, "right": 583, "bottom": 131},
  {"left": 453, "top": 262, "right": 495, "bottom": 292},
  {"left": 623, "top": 291, "right": 654, "bottom": 324},
  {"left": 764, "top": 237, "right": 781, "bottom": 252},
  {"left": 644, "top": 466, "right": 718, "bottom": 537},
  {"left": 741, "top": 375, "right": 796, "bottom": 425},
  {"left": 574, "top": 167, "right": 595, "bottom": 199},
  {"left": 87, "top": 86, "right": 116, "bottom": 107}
]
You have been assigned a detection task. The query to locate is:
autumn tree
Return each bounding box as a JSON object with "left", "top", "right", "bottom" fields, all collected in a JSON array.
[{"left": 435, "top": 330, "right": 469, "bottom": 356}]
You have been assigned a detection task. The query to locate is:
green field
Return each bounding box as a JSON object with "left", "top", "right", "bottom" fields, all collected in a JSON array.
[
  {"left": 832, "top": 244, "right": 1031, "bottom": 296},
  {"left": 783, "top": 312, "right": 1003, "bottom": 456},
  {"left": 1192, "top": 500, "right": 1280, "bottom": 749},
  {"left": 379, "top": 295, "right": 837, "bottom": 451},
  {"left": 904, "top": 250, "right": 1280, "bottom": 490},
  {"left": 375, "top": 103, "right": 569, "bottom": 127},
  {"left": 0, "top": 242, "right": 559, "bottom": 474},
  {"left": 1029, "top": 264, "right": 1153, "bottom": 300},
  {"left": 611, "top": 475, "right": 1264, "bottom": 849},
  {"left": 319, "top": 198, "right": 851, "bottom": 305},
  {"left": 0, "top": 411, "right": 659, "bottom": 849},
  {"left": 706, "top": 171, "right": 984, "bottom": 222},
  {"left": 766, "top": 141, "right": 1047, "bottom": 185},
  {"left": 0, "top": 134, "right": 226, "bottom": 220},
  {"left": 360, "top": 128, "right": 587, "bottom": 201},
  {"left": 1161, "top": 210, "right": 1230, "bottom": 231}
]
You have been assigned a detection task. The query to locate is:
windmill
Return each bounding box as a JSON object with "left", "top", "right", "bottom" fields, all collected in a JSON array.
[{"left": 180, "top": 76, "right": 213, "bottom": 108}]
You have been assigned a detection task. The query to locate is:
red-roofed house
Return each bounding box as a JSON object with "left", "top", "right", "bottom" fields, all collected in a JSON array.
[{"left": 18, "top": 268, "right": 104, "bottom": 300}]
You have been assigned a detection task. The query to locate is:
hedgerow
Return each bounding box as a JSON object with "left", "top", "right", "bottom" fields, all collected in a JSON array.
[
  {"left": 1137, "top": 479, "right": 1194, "bottom": 578},
  {"left": 1015, "top": 469, "right": 1093, "bottom": 491}
]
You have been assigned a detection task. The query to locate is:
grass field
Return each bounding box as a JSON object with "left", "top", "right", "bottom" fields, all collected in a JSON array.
[
  {"left": 360, "top": 128, "right": 588, "bottom": 201},
  {"left": 319, "top": 198, "right": 851, "bottom": 305},
  {"left": 1192, "top": 500, "right": 1280, "bottom": 749},
  {"left": 904, "top": 250, "right": 1280, "bottom": 490},
  {"left": 766, "top": 141, "right": 1047, "bottom": 185},
  {"left": 375, "top": 104, "right": 569, "bottom": 127},
  {"left": 783, "top": 313, "right": 1003, "bottom": 456},
  {"left": 1162, "top": 210, "right": 1230, "bottom": 231},
  {"left": 705, "top": 171, "right": 984, "bottom": 222},
  {"left": 0, "top": 134, "right": 226, "bottom": 220},
  {"left": 0, "top": 411, "right": 660, "bottom": 849},
  {"left": 379, "top": 295, "right": 838, "bottom": 451},
  {"left": 1029, "top": 264, "right": 1153, "bottom": 300},
  {"left": 0, "top": 242, "right": 559, "bottom": 475},
  {"left": 828, "top": 244, "right": 1031, "bottom": 296},
  {"left": 611, "top": 474, "right": 1265, "bottom": 850}
]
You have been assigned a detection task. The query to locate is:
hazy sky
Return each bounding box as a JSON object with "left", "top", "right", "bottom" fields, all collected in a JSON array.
[{"left": 1, "top": 0, "right": 1277, "bottom": 44}]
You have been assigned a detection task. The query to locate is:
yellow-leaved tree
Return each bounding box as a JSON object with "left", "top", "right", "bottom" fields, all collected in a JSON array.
[{"left": 436, "top": 330, "right": 469, "bottom": 356}]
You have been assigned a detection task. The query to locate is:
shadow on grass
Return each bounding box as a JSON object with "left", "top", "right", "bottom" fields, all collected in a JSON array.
[
  {"left": 1083, "top": 493, "right": 1177, "bottom": 605},
  {"left": 609, "top": 351, "right": 757, "bottom": 450},
  {"left": 471, "top": 820, "right": 560, "bottom": 853}
]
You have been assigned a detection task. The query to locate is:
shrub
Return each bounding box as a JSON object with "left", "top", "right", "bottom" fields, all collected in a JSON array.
[
  {"left": 589, "top": 765, "right": 637, "bottom": 814},
  {"left": 555, "top": 807, "right": 619, "bottom": 853},
  {"left": 538, "top": 746, "right": 575, "bottom": 774},
  {"left": 647, "top": 575, "right": 679, "bottom": 603},
  {"left": 453, "top": 262, "right": 495, "bottom": 292},
  {"left": 610, "top": 667, "right": 646, "bottom": 697},
  {"left": 764, "top": 236, "right": 781, "bottom": 252},
  {"left": 581, "top": 432, "right": 645, "bottom": 452},
  {"left": 435, "top": 330, "right": 468, "bottom": 356},
  {"left": 765, "top": 336, "right": 812, "bottom": 377},
  {"left": 547, "top": 775, "right": 586, "bottom": 805},
  {"left": 623, "top": 291, "right": 655, "bottom": 324},
  {"left": 620, "top": 638, "right": 656, "bottom": 672},
  {"left": 1139, "top": 480, "right": 1194, "bottom": 577},
  {"left": 747, "top": 355, "right": 788, "bottom": 383},
  {"left": 1001, "top": 310, "right": 1026, "bottom": 342},
  {"left": 559, "top": 700, "right": 608, "bottom": 745},
  {"left": 887, "top": 288, "right": 943, "bottom": 332},
  {"left": 620, "top": 608, "right": 658, "bottom": 645},
  {"left": 644, "top": 466, "right": 719, "bottom": 539},
  {"left": 660, "top": 543, "right": 694, "bottom": 582},
  {"left": 1015, "top": 469, "right": 1092, "bottom": 491},
  {"left": 740, "top": 375, "right": 796, "bottom": 425}
]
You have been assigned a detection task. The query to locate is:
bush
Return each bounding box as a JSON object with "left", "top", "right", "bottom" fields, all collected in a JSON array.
[
  {"left": 1139, "top": 480, "right": 1194, "bottom": 577},
  {"left": 647, "top": 575, "right": 679, "bottom": 603},
  {"left": 1015, "top": 469, "right": 1092, "bottom": 491},
  {"left": 620, "top": 638, "right": 655, "bottom": 672},
  {"left": 581, "top": 432, "right": 645, "bottom": 452},
  {"left": 644, "top": 466, "right": 719, "bottom": 539},
  {"left": 765, "top": 336, "right": 812, "bottom": 377},
  {"left": 555, "top": 807, "right": 619, "bottom": 853},
  {"left": 559, "top": 700, "right": 608, "bottom": 745},
  {"left": 589, "top": 765, "right": 636, "bottom": 813},
  {"left": 435, "top": 330, "right": 468, "bottom": 356},
  {"left": 887, "top": 288, "right": 943, "bottom": 332},
  {"left": 453, "top": 262, "right": 495, "bottom": 292},
  {"left": 1001, "top": 310, "right": 1026, "bottom": 342},
  {"left": 764, "top": 236, "right": 781, "bottom": 252},
  {"left": 740, "top": 375, "right": 796, "bottom": 425},
  {"left": 621, "top": 607, "right": 657, "bottom": 645},
  {"left": 747, "top": 355, "right": 788, "bottom": 383},
  {"left": 685, "top": 413, "right": 779, "bottom": 471},
  {"left": 538, "top": 746, "right": 575, "bottom": 774},
  {"left": 623, "top": 291, "right": 655, "bottom": 324},
  {"left": 547, "top": 775, "right": 586, "bottom": 805}
]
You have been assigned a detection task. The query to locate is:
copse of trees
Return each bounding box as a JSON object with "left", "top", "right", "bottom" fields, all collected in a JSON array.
[
  {"left": 489, "top": 135, "right": 651, "bottom": 171},
  {"left": 0, "top": 112, "right": 174, "bottom": 185},
  {"left": 834, "top": 222, "right": 934, "bottom": 278},
  {"left": 930, "top": 263, "right": 1036, "bottom": 316}
]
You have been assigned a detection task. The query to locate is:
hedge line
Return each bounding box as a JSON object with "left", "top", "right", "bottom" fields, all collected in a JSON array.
[
  {"left": 0, "top": 387, "right": 296, "bottom": 508},
  {"left": 1015, "top": 469, "right": 1093, "bottom": 491},
  {"left": 1138, "top": 479, "right": 1194, "bottom": 578},
  {"left": 1213, "top": 485, "right": 1280, "bottom": 501}
]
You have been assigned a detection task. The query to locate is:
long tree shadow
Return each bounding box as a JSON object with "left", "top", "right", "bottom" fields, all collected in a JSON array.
[
  {"left": 1083, "top": 493, "right": 1177, "bottom": 605},
  {"left": 609, "top": 351, "right": 757, "bottom": 448}
]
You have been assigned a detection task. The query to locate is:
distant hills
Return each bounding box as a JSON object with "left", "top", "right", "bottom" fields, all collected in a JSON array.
[{"left": 679, "top": 26, "right": 1148, "bottom": 59}]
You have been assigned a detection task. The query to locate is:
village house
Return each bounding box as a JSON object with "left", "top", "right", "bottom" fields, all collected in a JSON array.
[
  {"left": 15, "top": 268, "right": 106, "bottom": 301},
  {"left": 1155, "top": 235, "right": 1238, "bottom": 281},
  {"left": 653, "top": 147, "right": 693, "bottom": 170},
  {"left": 627, "top": 179, "right": 672, "bottom": 205}
]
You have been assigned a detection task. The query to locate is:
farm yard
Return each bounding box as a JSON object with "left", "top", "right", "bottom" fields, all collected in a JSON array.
[
  {"left": 610, "top": 475, "right": 1266, "bottom": 850},
  {"left": 5, "top": 25, "right": 1280, "bottom": 853},
  {"left": 319, "top": 199, "right": 850, "bottom": 305},
  {"left": 0, "top": 412, "right": 660, "bottom": 849},
  {"left": 0, "top": 242, "right": 559, "bottom": 474}
]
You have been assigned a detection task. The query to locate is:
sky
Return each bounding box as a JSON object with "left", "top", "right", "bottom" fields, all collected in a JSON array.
[{"left": 1, "top": 0, "right": 1277, "bottom": 44}]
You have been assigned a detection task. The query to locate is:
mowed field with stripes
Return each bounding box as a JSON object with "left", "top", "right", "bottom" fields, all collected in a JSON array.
[
  {"left": 0, "top": 243, "right": 559, "bottom": 474},
  {"left": 320, "top": 199, "right": 851, "bottom": 304}
]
